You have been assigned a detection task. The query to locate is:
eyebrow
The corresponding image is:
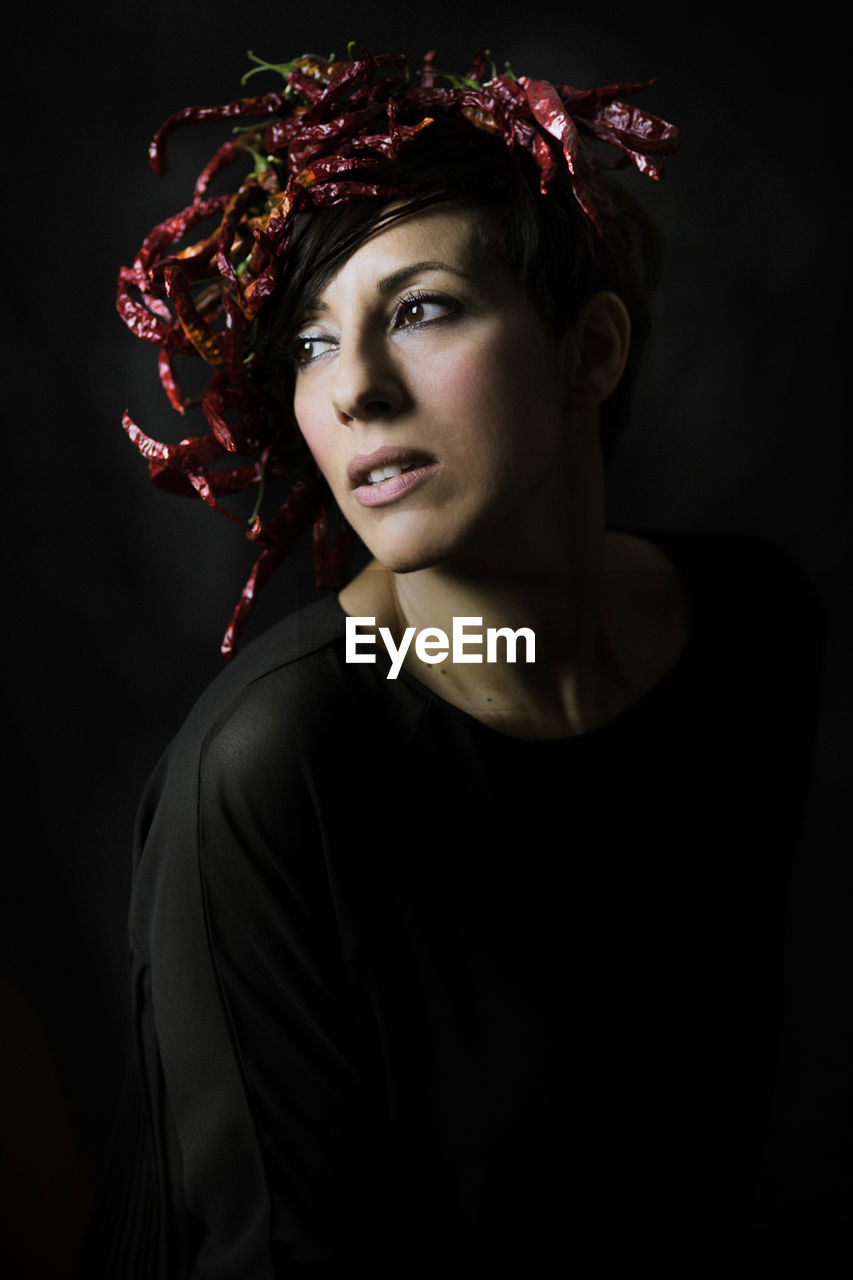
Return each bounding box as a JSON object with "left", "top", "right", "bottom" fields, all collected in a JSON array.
[
  {"left": 303, "top": 260, "right": 475, "bottom": 314},
  {"left": 376, "top": 260, "right": 474, "bottom": 293}
]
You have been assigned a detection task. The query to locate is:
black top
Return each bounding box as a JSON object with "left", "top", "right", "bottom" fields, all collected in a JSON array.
[{"left": 87, "top": 531, "right": 823, "bottom": 1277}]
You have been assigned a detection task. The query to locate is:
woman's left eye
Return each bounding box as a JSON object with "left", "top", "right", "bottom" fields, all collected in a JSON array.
[{"left": 395, "top": 295, "right": 458, "bottom": 329}]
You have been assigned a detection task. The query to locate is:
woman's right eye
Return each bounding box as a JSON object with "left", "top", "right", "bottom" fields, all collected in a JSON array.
[{"left": 292, "top": 335, "right": 336, "bottom": 367}]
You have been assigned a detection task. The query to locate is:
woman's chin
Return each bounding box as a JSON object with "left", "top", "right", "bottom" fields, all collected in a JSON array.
[
  {"left": 350, "top": 497, "right": 506, "bottom": 576},
  {"left": 367, "top": 548, "right": 444, "bottom": 576},
  {"left": 361, "top": 533, "right": 458, "bottom": 576},
  {"left": 361, "top": 518, "right": 516, "bottom": 577}
]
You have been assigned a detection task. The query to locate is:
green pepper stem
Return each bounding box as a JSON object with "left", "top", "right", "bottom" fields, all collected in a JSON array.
[
  {"left": 247, "top": 470, "right": 266, "bottom": 525},
  {"left": 242, "top": 50, "right": 308, "bottom": 86}
]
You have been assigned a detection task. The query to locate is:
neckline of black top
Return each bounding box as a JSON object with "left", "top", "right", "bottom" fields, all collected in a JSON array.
[{"left": 330, "top": 527, "right": 703, "bottom": 750}]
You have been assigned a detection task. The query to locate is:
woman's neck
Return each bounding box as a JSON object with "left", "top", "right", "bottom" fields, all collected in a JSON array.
[{"left": 337, "top": 430, "right": 688, "bottom": 739}]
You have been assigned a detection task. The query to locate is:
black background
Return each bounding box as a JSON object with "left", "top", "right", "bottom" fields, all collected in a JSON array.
[{"left": 3, "top": 0, "right": 850, "bottom": 1266}]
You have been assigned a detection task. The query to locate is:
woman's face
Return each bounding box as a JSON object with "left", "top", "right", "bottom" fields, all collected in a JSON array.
[{"left": 291, "top": 205, "right": 575, "bottom": 573}]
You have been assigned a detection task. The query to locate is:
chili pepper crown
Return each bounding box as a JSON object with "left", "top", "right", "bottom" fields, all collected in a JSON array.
[{"left": 117, "top": 46, "right": 680, "bottom": 658}]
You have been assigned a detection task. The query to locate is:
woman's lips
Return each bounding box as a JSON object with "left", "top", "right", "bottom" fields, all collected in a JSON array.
[
  {"left": 352, "top": 462, "right": 439, "bottom": 507},
  {"left": 348, "top": 446, "right": 438, "bottom": 508}
]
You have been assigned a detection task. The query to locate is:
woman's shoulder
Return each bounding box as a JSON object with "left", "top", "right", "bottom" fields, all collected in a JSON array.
[
  {"left": 637, "top": 526, "right": 823, "bottom": 641},
  {"left": 134, "top": 590, "right": 425, "bottom": 851},
  {"left": 601, "top": 527, "right": 822, "bottom": 723},
  {"left": 133, "top": 595, "right": 349, "bottom": 848},
  {"left": 636, "top": 527, "right": 825, "bottom": 727},
  {"left": 175, "top": 591, "right": 350, "bottom": 757}
]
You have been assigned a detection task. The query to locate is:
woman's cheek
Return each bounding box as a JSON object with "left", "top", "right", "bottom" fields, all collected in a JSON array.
[
  {"left": 293, "top": 394, "right": 333, "bottom": 473},
  {"left": 418, "top": 344, "right": 498, "bottom": 423}
]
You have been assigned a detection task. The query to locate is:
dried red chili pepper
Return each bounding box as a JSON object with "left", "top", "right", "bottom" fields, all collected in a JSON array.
[
  {"left": 220, "top": 471, "right": 327, "bottom": 657},
  {"left": 122, "top": 412, "right": 226, "bottom": 469},
  {"left": 313, "top": 505, "right": 358, "bottom": 591},
  {"left": 192, "top": 138, "right": 247, "bottom": 202},
  {"left": 519, "top": 78, "right": 599, "bottom": 222},
  {"left": 149, "top": 91, "right": 289, "bottom": 175},
  {"left": 269, "top": 102, "right": 388, "bottom": 170},
  {"left": 116, "top": 279, "right": 173, "bottom": 346},
  {"left": 163, "top": 264, "right": 225, "bottom": 366},
  {"left": 420, "top": 50, "right": 437, "bottom": 88},
  {"left": 157, "top": 332, "right": 195, "bottom": 413}
]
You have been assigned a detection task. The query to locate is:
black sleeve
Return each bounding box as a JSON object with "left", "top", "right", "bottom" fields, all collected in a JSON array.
[{"left": 124, "top": 667, "right": 389, "bottom": 1278}]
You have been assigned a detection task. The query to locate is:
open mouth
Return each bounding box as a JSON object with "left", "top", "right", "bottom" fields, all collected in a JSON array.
[
  {"left": 348, "top": 447, "right": 439, "bottom": 508},
  {"left": 348, "top": 446, "right": 435, "bottom": 489},
  {"left": 365, "top": 462, "right": 418, "bottom": 485}
]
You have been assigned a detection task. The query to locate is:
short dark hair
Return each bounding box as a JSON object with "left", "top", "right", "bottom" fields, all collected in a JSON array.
[{"left": 260, "top": 118, "right": 664, "bottom": 462}]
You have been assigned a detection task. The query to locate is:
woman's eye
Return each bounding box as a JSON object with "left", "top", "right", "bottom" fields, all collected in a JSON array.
[
  {"left": 292, "top": 335, "right": 335, "bottom": 366},
  {"left": 396, "top": 296, "right": 457, "bottom": 328}
]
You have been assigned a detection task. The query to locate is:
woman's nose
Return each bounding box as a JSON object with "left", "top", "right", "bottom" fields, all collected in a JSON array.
[{"left": 331, "top": 333, "right": 407, "bottom": 425}]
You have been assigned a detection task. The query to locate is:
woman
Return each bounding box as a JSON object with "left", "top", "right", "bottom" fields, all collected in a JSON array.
[{"left": 93, "top": 49, "right": 822, "bottom": 1276}]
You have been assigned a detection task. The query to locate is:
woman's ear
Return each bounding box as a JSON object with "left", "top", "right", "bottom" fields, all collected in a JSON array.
[{"left": 561, "top": 291, "right": 631, "bottom": 409}]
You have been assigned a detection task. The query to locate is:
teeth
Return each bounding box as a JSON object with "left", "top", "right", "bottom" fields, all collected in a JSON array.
[{"left": 367, "top": 463, "right": 413, "bottom": 484}]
